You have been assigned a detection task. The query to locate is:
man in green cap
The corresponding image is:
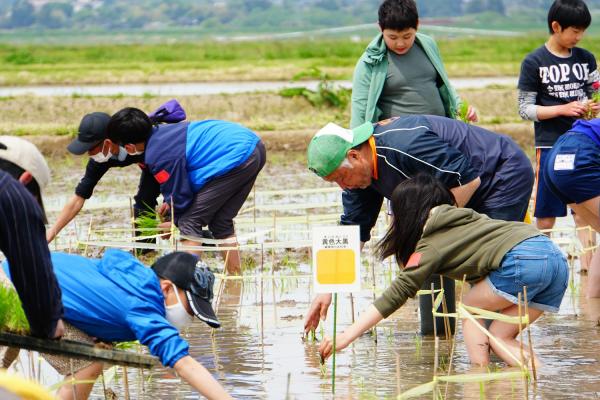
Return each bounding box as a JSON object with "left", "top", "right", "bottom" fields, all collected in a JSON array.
[{"left": 304, "top": 115, "right": 534, "bottom": 336}]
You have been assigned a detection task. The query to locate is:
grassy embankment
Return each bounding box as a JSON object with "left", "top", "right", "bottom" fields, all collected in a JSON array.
[{"left": 0, "top": 35, "right": 599, "bottom": 85}]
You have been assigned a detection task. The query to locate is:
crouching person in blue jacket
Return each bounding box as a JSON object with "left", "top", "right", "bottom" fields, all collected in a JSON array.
[
  {"left": 3, "top": 250, "right": 232, "bottom": 400},
  {"left": 107, "top": 109, "right": 267, "bottom": 275}
]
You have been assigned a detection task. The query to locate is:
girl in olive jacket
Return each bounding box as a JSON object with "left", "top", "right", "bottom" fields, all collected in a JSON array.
[{"left": 319, "top": 174, "right": 568, "bottom": 366}]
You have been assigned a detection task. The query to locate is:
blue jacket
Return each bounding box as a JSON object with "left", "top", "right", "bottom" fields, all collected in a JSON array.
[
  {"left": 570, "top": 118, "right": 600, "bottom": 148},
  {"left": 342, "top": 116, "right": 533, "bottom": 242},
  {"left": 3, "top": 249, "right": 188, "bottom": 368},
  {"left": 145, "top": 120, "right": 260, "bottom": 221}
]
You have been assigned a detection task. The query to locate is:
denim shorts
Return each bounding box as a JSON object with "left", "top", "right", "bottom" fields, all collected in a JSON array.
[{"left": 485, "top": 235, "right": 568, "bottom": 313}]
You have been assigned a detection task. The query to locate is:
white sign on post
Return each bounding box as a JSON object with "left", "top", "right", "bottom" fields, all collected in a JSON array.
[{"left": 312, "top": 225, "right": 361, "bottom": 293}]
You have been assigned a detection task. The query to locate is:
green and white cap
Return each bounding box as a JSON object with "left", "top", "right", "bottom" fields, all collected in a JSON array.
[{"left": 307, "top": 122, "right": 374, "bottom": 177}]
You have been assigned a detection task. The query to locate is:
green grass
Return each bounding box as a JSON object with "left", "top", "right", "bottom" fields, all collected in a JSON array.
[
  {"left": 0, "top": 285, "right": 30, "bottom": 335},
  {"left": 0, "top": 35, "right": 599, "bottom": 85}
]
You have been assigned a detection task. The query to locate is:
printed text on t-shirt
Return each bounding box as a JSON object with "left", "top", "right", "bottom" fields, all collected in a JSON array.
[{"left": 540, "top": 63, "right": 589, "bottom": 100}]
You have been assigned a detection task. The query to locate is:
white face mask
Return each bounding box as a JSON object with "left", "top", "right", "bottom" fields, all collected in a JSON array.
[
  {"left": 116, "top": 146, "right": 128, "bottom": 161},
  {"left": 165, "top": 284, "right": 194, "bottom": 331},
  {"left": 90, "top": 150, "right": 113, "bottom": 163},
  {"left": 127, "top": 148, "right": 144, "bottom": 156}
]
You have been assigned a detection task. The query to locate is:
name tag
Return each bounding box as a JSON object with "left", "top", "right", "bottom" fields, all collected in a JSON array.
[{"left": 554, "top": 154, "right": 575, "bottom": 171}]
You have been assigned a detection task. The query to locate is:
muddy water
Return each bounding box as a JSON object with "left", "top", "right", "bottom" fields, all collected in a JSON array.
[{"left": 32, "top": 158, "right": 600, "bottom": 398}]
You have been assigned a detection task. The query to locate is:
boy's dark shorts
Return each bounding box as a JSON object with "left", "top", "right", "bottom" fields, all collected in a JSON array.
[
  {"left": 544, "top": 132, "right": 600, "bottom": 205},
  {"left": 178, "top": 140, "right": 266, "bottom": 240},
  {"left": 534, "top": 147, "right": 567, "bottom": 218}
]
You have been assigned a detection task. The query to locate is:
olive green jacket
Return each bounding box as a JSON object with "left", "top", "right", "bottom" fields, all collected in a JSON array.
[
  {"left": 350, "top": 32, "right": 460, "bottom": 128},
  {"left": 373, "top": 205, "right": 541, "bottom": 318}
]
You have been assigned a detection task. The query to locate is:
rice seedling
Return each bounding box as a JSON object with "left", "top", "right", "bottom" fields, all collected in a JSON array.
[
  {"left": 0, "top": 285, "right": 29, "bottom": 335},
  {"left": 456, "top": 101, "right": 471, "bottom": 124},
  {"left": 133, "top": 207, "right": 162, "bottom": 238}
]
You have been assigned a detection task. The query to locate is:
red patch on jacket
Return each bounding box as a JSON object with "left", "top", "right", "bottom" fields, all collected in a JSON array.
[
  {"left": 154, "top": 170, "right": 170, "bottom": 184},
  {"left": 405, "top": 252, "right": 422, "bottom": 269}
]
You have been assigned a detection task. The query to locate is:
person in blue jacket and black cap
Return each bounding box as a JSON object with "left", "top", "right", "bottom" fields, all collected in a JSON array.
[
  {"left": 107, "top": 107, "right": 266, "bottom": 275},
  {"left": 2, "top": 250, "right": 232, "bottom": 400}
]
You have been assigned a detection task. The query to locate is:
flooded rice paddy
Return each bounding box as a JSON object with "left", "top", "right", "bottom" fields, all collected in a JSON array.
[{"left": 8, "top": 157, "right": 600, "bottom": 399}]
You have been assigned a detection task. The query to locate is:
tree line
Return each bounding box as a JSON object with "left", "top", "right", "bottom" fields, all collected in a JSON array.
[{"left": 1, "top": 0, "right": 598, "bottom": 32}]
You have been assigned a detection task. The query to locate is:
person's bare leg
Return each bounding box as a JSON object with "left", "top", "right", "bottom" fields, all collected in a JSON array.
[
  {"left": 488, "top": 305, "right": 544, "bottom": 367},
  {"left": 586, "top": 250, "right": 600, "bottom": 298},
  {"left": 462, "top": 280, "right": 513, "bottom": 366},
  {"left": 536, "top": 216, "right": 556, "bottom": 233},
  {"left": 180, "top": 239, "right": 202, "bottom": 259},
  {"left": 570, "top": 198, "right": 600, "bottom": 232},
  {"left": 574, "top": 212, "right": 596, "bottom": 272},
  {"left": 181, "top": 236, "right": 241, "bottom": 275},
  {"left": 220, "top": 235, "right": 241, "bottom": 275},
  {"left": 57, "top": 362, "right": 103, "bottom": 400},
  {"left": 570, "top": 199, "right": 600, "bottom": 297}
]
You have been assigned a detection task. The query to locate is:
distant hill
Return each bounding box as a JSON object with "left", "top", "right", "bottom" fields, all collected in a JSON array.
[{"left": 1, "top": 0, "right": 599, "bottom": 36}]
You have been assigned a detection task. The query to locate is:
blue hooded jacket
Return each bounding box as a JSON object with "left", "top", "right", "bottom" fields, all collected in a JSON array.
[
  {"left": 144, "top": 120, "right": 259, "bottom": 222},
  {"left": 3, "top": 249, "right": 189, "bottom": 368}
]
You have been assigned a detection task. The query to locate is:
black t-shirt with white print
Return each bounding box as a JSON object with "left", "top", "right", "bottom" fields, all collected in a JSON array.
[{"left": 518, "top": 45, "right": 597, "bottom": 147}]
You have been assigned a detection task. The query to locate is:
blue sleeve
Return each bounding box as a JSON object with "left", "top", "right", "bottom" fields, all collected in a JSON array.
[
  {"left": 341, "top": 187, "right": 383, "bottom": 243},
  {"left": 404, "top": 131, "right": 479, "bottom": 188},
  {"left": 126, "top": 308, "right": 189, "bottom": 368}
]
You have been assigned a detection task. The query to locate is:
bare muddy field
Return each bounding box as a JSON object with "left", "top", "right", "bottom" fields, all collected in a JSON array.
[{"left": 14, "top": 155, "right": 597, "bottom": 399}]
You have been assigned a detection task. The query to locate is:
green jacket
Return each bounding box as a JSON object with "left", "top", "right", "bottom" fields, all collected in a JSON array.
[
  {"left": 350, "top": 32, "right": 460, "bottom": 128},
  {"left": 373, "top": 205, "right": 541, "bottom": 318}
]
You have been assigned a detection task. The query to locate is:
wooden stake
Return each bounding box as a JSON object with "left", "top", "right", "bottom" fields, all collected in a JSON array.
[
  {"left": 123, "top": 366, "right": 130, "bottom": 400},
  {"left": 433, "top": 336, "right": 439, "bottom": 400},
  {"left": 395, "top": 351, "right": 402, "bottom": 395},
  {"left": 430, "top": 283, "right": 437, "bottom": 339},
  {"left": 371, "top": 247, "right": 378, "bottom": 343},
  {"left": 332, "top": 293, "right": 338, "bottom": 394},
  {"left": 129, "top": 197, "right": 136, "bottom": 257},
  {"left": 272, "top": 211, "right": 277, "bottom": 270},
  {"left": 440, "top": 275, "right": 451, "bottom": 341},
  {"left": 349, "top": 293, "right": 355, "bottom": 324},
  {"left": 444, "top": 275, "right": 465, "bottom": 399},
  {"left": 285, "top": 372, "right": 291, "bottom": 400},
  {"left": 253, "top": 185, "right": 257, "bottom": 228},
  {"left": 523, "top": 286, "right": 537, "bottom": 382},
  {"left": 83, "top": 217, "right": 93, "bottom": 257},
  {"left": 518, "top": 292, "right": 528, "bottom": 399},
  {"left": 260, "top": 243, "right": 264, "bottom": 343}
]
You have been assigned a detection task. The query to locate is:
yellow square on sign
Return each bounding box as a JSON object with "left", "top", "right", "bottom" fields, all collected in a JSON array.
[{"left": 316, "top": 249, "right": 356, "bottom": 284}]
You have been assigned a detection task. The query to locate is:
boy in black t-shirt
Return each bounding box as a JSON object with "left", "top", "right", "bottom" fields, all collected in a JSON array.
[{"left": 518, "top": 0, "right": 600, "bottom": 236}]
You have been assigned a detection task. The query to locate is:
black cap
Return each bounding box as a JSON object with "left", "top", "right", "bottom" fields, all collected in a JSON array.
[
  {"left": 151, "top": 252, "right": 220, "bottom": 328},
  {"left": 67, "top": 112, "right": 111, "bottom": 155}
]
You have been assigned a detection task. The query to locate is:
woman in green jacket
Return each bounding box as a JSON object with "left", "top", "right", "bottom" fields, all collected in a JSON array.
[
  {"left": 350, "top": 0, "right": 477, "bottom": 128},
  {"left": 319, "top": 174, "right": 568, "bottom": 367}
]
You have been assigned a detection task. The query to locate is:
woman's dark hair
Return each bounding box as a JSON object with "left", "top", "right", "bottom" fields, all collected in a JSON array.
[
  {"left": 376, "top": 174, "right": 455, "bottom": 266},
  {"left": 378, "top": 0, "right": 419, "bottom": 31},
  {"left": 107, "top": 107, "right": 153, "bottom": 145},
  {"left": 547, "top": 0, "right": 591, "bottom": 33}
]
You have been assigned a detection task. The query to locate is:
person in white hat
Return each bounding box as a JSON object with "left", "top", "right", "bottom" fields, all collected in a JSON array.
[{"left": 0, "top": 136, "right": 64, "bottom": 339}]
